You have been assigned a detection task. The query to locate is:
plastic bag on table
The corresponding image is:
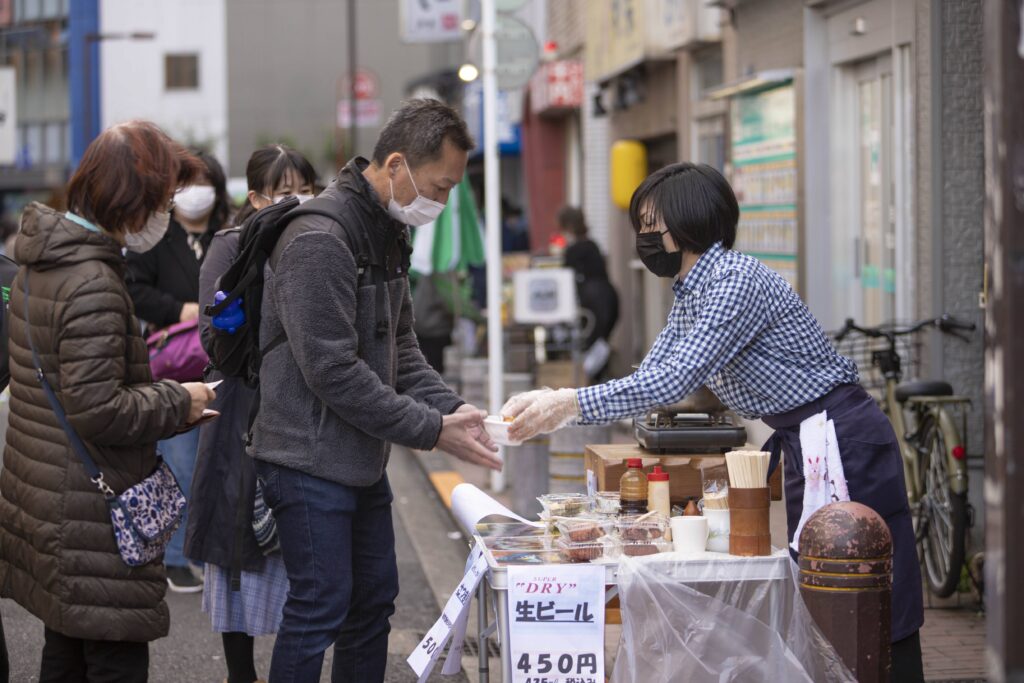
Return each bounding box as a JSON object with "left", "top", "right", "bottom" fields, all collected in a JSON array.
[{"left": 612, "top": 552, "right": 854, "bottom": 682}]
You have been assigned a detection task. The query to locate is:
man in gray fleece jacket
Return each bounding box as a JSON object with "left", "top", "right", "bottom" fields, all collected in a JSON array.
[{"left": 250, "top": 100, "right": 501, "bottom": 683}]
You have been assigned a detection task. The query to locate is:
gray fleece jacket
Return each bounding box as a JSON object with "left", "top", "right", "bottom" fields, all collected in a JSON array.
[{"left": 249, "top": 158, "right": 464, "bottom": 486}]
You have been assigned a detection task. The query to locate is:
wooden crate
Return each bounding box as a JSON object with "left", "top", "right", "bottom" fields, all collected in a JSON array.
[{"left": 583, "top": 443, "right": 782, "bottom": 504}]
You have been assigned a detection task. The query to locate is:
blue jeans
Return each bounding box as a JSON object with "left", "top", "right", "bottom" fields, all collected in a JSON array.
[
  {"left": 159, "top": 429, "right": 201, "bottom": 568},
  {"left": 254, "top": 461, "right": 399, "bottom": 683}
]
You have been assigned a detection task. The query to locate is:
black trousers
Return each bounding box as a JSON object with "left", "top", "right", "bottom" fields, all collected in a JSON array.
[
  {"left": 40, "top": 627, "right": 149, "bottom": 683},
  {"left": 891, "top": 630, "right": 925, "bottom": 682},
  {"left": 1, "top": 611, "right": 8, "bottom": 683},
  {"left": 417, "top": 334, "right": 450, "bottom": 375}
]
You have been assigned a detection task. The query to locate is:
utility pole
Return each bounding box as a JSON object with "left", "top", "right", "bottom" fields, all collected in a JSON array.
[
  {"left": 482, "top": 0, "right": 505, "bottom": 492},
  {"left": 347, "top": 0, "right": 357, "bottom": 157}
]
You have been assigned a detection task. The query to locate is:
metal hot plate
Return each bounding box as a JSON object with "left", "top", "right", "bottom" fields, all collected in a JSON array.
[{"left": 633, "top": 411, "right": 748, "bottom": 454}]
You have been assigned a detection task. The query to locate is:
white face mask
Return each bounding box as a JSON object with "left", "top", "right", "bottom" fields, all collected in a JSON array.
[
  {"left": 387, "top": 157, "right": 447, "bottom": 227},
  {"left": 125, "top": 210, "right": 170, "bottom": 253},
  {"left": 261, "top": 193, "right": 314, "bottom": 205},
  {"left": 174, "top": 185, "right": 216, "bottom": 221}
]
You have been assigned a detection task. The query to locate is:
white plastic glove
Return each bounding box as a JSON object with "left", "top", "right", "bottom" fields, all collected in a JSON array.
[
  {"left": 504, "top": 388, "right": 581, "bottom": 443},
  {"left": 500, "top": 388, "right": 554, "bottom": 421}
]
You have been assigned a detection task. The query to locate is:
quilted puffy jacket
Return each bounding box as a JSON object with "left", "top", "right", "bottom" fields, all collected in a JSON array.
[{"left": 0, "top": 203, "right": 191, "bottom": 642}]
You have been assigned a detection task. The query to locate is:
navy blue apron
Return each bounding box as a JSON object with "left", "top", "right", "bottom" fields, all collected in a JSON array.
[{"left": 762, "top": 383, "right": 924, "bottom": 642}]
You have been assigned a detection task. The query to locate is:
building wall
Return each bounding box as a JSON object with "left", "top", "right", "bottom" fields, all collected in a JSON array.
[
  {"left": 224, "top": 0, "right": 461, "bottom": 179},
  {"left": 100, "top": 0, "right": 228, "bottom": 164},
  {"left": 937, "top": 0, "right": 985, "bottom": 457},
  {"left": 733, "top": 0, "right": 804, "bottom": 76},
  {"left": 547, "top": 0, "right": 585, "bottom": 55}
]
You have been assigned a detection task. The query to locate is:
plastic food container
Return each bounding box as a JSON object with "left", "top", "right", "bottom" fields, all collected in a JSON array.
[
  {"left": 556, "top": 537, "right": 610, "bottom": 563},
  {"left": 614, "top": 514, "right": 669, "bottom": 542},
  {"left": 615, "top": 538, "right": 673, "bottom": 557},
  {"left": 538, "top": 493, "right": 591, "bottom": 518},
  {"left": 593, "top": 491, "right": 621, "bottom": 514},
  {"left": 555, "top": 517, "right": 612, "bottom": 543}
]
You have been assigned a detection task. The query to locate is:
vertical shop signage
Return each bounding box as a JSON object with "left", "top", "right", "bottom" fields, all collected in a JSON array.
[
  {"left": 507, "top": 564, "right": 606, "bottom": 683},
  {"left": 730, "top": 83, "right": 800, "bottom": 290}
]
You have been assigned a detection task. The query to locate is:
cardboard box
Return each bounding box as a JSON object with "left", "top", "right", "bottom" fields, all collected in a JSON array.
[{"left": 583, "top": 444, "right": 782, "bottom": 504}]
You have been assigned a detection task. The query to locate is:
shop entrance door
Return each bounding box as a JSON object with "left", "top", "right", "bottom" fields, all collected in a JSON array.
[
  {"left": 833, "top": 49, "right": 913, "bottom": 327},
  {"left": 854, "top": 55, "right": 895, "bottom": 325}
]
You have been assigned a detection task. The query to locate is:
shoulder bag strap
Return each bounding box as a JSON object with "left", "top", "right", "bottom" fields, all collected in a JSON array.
[{"left": 23, "top": 273, "right": 115, "bottom": 499}]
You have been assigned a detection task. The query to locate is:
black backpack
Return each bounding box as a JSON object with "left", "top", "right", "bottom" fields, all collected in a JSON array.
[{"left": 204, "top": 194, "right": 380, "bottom": 387}]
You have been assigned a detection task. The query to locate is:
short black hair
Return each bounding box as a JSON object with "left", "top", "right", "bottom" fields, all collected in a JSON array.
[
  {"left": 628, "top": 162, "right": 738, "bottom": 251},
  {"left": 557, "top": 206, "right": 588, "bottom": 238},
  {"left": 234, "top": 144, "right": 318, "bottom": 224},
  {"left": 372, "top": 99, "right": 475, "bottom": 168}
]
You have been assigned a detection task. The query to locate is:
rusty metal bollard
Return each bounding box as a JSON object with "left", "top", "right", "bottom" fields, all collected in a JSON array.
[{"left": 798, "top": 502, "right": 892, "bottom": 683}]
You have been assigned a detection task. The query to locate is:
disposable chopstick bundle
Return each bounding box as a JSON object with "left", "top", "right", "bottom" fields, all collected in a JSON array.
[
  {"left": 725, "top": 450, "right": 771, "bottom": 489},
  {"left": 703, "top": 491, "right": 730, "bottom": 509}
]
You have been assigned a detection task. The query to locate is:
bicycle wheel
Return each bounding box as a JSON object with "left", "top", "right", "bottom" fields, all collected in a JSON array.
[{"left": 916, "top": 414, "right": 968, "bottom": 598}]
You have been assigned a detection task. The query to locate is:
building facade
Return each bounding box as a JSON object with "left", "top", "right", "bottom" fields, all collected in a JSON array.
[
  {"left": 0, "top": 0, "right": 77, "bottom": 218},
  {"left": 100, "top": 0, "right": 228, "bottom": 163}
]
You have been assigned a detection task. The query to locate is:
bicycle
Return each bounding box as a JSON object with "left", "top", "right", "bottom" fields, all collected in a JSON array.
[{"left": 833, "top": 314, "right": 976, "bottom": 598}]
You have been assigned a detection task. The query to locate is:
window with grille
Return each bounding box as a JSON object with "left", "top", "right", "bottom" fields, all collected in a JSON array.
[{"left": 165, "top": 53, "right": 199, "bottom": 90}]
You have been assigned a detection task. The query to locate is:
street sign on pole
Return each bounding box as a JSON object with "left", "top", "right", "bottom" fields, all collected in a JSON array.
[
  {"left": 400, "top": 0, "right": 463, "bottom": 43},
  {"left": 0, "top": 67, "right": 16, "bottom": 166},
  {"left": 468, "top": 13, "right": 540, "bottom": 92}
]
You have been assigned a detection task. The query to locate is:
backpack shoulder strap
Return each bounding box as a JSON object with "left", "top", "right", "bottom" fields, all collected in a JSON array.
[
  {"left": 284, "top": 197, "right": 388, "bottom": 338},
  {"left": 284, "top": 197, "right": 377, "bottom": 275}
]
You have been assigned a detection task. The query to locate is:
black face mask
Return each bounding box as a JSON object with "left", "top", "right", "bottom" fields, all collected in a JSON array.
[{"left": 636, "top": 232, "right": 683, "bottom": 278}]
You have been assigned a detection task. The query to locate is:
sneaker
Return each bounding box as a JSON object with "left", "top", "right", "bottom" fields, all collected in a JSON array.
[{"left": 166, "top": 565, "right": 203, "bottom": 593}]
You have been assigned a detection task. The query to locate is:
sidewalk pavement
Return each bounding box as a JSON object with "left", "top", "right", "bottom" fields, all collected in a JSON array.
[{"left": 418, "top": 435, "right": 989, "bottom": 683}]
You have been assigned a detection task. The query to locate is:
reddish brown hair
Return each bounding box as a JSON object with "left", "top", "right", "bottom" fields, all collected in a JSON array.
[{"left": 66, "top": 120, "right": 203, "bottom": 235}]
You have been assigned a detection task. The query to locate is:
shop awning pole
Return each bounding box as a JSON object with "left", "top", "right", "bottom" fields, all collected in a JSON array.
[{"left": 482, "top": 0, "right": 505, "bottom": 492}]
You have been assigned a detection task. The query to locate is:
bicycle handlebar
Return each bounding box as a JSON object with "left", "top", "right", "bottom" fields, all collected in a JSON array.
[{"left": 833, "top": 314, "right": 975, "bottom": 343}]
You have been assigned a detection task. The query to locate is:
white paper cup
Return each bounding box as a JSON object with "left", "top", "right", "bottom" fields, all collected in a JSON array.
[
  {"left": 483, "top": 416, "right": 523, "bottom": 447},
  {"left": 704, "top": 508, "right": 730, "bottom": 553},
  {"left": 670, "top": 516, "right": 709, "bottom": 554}
]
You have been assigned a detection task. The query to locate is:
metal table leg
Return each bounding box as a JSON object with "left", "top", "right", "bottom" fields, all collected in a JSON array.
[{"left": 478, "top": 581, "right": 489, "bottom": 683}]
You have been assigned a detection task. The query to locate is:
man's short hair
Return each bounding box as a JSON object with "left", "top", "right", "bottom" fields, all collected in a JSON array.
[{"left": 372, "top": 99, "right": 475, "bottom": 168}]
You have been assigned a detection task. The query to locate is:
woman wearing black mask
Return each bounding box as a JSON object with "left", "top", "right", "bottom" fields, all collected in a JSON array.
[{"left": 502, "top": 162, "right": 925, "bottom": 682}]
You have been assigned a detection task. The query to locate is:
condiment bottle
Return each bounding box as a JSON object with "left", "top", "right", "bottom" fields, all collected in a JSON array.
[
  {"left": 647, "top": 465, "right": 671, "bottom": 520},
  {"left": 683, "top": 498, "right": 700, "bottom": 516},
  {"left": 619, "top": 458, "right": 648, "bottom": 514},
  {"left": 647, "top": 465, "right": 671, "bottom": 540}
]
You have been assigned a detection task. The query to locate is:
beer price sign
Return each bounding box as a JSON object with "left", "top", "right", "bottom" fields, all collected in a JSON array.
[{"left": 507, "top": 565, "right": 606, "bottom": 683}]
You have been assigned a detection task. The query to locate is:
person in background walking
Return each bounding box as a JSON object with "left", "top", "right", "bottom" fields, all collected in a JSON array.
[
  {"left": 557, "top": 206, "right": 620, "bottom": 382},
  {"left": 0, "top": 120, "right": 215, "bottom": 683},
  {"left": 125, "top": 148, "right": 232, "bottom": 593},
  {"left": 186, "top": 144, "right": 317, "bottom": 683},
  {"left": 412, "top": 271, "right": 483, "bottom": 375}
]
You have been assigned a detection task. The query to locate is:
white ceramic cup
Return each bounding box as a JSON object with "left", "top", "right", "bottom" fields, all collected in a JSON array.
[{"left": 670, "top": 516, "right": 709, "bottom": 554}]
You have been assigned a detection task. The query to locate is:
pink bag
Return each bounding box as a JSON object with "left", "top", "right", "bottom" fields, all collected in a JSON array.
[{"left": 147, "top": 319, "right": 209, "bottom": 383}]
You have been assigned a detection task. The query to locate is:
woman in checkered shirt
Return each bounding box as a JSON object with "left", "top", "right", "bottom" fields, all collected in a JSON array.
[{"left": 503, "top": 162, "right": 925, "bottom": 682}]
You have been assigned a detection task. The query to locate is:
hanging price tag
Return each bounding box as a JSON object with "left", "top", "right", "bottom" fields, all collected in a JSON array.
[
  {"left": 408, "top": 544, "right": 488, "bottom": 680},
  {"left": 507, "top": 564, "right": 605, "bottom": 683}
]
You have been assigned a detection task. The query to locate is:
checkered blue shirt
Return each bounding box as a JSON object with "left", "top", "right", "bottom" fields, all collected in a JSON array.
[{"left": 577, "top": 242, "right": 858, "bottom": 421}]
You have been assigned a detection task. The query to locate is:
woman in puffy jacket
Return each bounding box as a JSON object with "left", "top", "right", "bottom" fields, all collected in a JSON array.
[{"left": 0, "top": 120, "right": 215, "bottom": 682}]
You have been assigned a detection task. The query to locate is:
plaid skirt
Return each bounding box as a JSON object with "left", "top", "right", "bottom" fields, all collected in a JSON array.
[{"left": 202, "top": 554, "right": 289, "bottom": 636}]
